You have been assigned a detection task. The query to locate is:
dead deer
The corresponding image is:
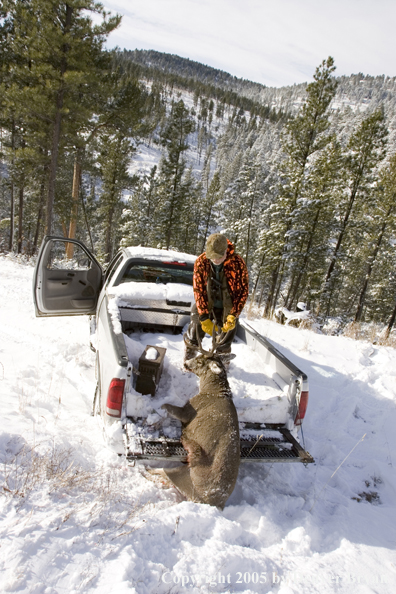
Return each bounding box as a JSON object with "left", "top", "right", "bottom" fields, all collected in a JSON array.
[{"left": 152, "top": 353, "right": 240, "bottom": 510}]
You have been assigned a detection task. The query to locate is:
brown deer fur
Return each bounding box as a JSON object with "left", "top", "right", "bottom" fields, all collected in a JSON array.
[{"left": 160, "top": 354, "right": 240, "bottom": 510}]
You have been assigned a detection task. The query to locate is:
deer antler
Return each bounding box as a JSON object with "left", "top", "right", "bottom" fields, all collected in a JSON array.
[{"left": 196, "top": 325, "right": 230, "bottom": 358}]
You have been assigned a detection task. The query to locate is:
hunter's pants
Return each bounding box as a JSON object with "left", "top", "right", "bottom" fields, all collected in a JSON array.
[{"left": 184, "top": 302, "right": 238, "bottom": 353}]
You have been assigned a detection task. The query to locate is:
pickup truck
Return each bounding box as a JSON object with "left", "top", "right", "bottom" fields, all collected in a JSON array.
[{"left": 33, "top": 236, "right": 313, "bottom": 465}]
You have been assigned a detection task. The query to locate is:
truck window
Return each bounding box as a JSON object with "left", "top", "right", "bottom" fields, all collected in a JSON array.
[
  {"left": 46, "top": 241, "right": 92, "bottom": 271},
  {"left": 119, "top": 260, "right": 194, "bottom": 286}
]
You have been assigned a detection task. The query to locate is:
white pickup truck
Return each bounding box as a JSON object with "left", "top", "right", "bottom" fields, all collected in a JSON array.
[{"left": 33, "top": 236, "right": 313, "bottom": 465}]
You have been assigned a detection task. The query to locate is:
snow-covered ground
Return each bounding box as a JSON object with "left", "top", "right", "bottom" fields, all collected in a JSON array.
[
  {"left": 128, "top": 86, "right": 233, "bottom": 183},
  {"left": 1, "top": 254, "right": 396, "bottom": 594}
]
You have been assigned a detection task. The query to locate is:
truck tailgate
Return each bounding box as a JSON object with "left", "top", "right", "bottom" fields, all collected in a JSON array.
[{"left": 125, "top": 422, "right": 314, "bottom": 464}]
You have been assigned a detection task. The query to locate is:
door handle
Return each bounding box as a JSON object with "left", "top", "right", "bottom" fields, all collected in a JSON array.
[{"left": 47, "top": 279, "right": 72, "bottom": 287}]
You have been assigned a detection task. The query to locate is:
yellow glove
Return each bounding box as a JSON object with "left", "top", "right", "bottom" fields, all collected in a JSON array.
[
  {"left": 222, "top": 315, "right": 236, "bottom": 333},
  {"left": 201, "top": 318, "right": 218, "bottom": 336}
]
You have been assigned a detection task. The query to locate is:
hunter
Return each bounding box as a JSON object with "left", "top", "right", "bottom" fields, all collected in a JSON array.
[{"left": 184, "top": 233, "right": 249, "bottom": 361}]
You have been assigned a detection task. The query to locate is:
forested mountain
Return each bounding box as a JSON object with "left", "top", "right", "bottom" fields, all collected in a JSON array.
[
  {"left": 1, "top": 7, "right": 396, "bottom": 336},
  {"left": 122, "top": 49, "right": 396, "bottom": 124},
  {"left": 114, "top": 50, "right": 284, "bottom": 123},
  {"left": 123, "top": 49, "right": 270, "bottom": 95}
]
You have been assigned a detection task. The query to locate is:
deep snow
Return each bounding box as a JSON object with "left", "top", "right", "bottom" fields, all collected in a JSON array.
[{"left": 1, "top": 254, "right": 396, "bottom": 594}]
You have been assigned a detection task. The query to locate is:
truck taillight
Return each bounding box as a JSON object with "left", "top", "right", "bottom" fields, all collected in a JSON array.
[
  {"left": 106, "top": 379, "right": 125, "bottom": 417},
  {"left": 294, "top": 391, "right": 309, "bottom": 426}
]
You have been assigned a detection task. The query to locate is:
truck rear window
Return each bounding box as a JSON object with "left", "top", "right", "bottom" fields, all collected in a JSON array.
[{"left": 118, "top": 260, "right": 194, "bottom": 286}]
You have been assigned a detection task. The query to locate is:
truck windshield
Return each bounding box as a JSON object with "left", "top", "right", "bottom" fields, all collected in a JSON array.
[{"left": 118, "top": 260, "right": 194, "bottom": 286}]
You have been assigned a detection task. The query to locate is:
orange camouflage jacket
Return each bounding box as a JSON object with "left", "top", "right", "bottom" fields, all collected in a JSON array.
[{"left": 193, "top": 240, "right": 249, "bottom": 319}]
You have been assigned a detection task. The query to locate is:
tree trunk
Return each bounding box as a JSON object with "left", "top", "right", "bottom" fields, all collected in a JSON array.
[
  {"left": 384, "top": 301, "right": 396, "bottom": 339},
  {"left": 17, "top": 183, "right": 24, "bottom": 254},
  {"left": 45, "top": 4, "right": 73, "bottom": 234},
  {"left": 285, "top": 270, "right": 298, "bottom": 310},
  {"left": 9, "top": 182, "right": 14, "bottom": 252},
  {"left": 272, "top": 264, "right": 285, "bottom": 316},
  {"left": 104, "top": 169, "right": 118, "bottom": 260},
  {"left": 66, "top": 159, "right": 81, "bottom": 259},
  {"left": 46, "top": 94, "right": 64, "bottom": 234},
  {"left": 258, "top": 282, "right": 266, "bottom": 308},
  {"left": 245, "top": 186, "right": 257, "bottom": 268},
  {"left": 264, "top": 266, "right": 279, "bottom": 318},
  {"left": 250, "top": 251, "right": 266, "bottom": 304},
  {"left": 105, "top": 201, "right": 115, "bottom": 261},
  {"left": 321, "top": 179, "right": 361, "bottom": 308},
  {"left": 80, "top": 186, "right": 94, "bottom": 251},
  {"left": 33, "top": 175, "right": 47, "bottom": 254},
  {"left": 8, "top": 121, "right": 15, "bottom": 251},
  {"left": 248, "top": 252, "right": 266, "bottom": 316}
]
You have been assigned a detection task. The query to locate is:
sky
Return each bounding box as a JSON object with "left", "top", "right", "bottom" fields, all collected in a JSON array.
[{"left": 100, "top": 0, "right": 396, "bottom": 88}]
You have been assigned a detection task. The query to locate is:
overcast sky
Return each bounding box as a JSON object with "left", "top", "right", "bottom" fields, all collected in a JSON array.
[{"left": 101, "top": 0, "right": 396, "bottom": 88}]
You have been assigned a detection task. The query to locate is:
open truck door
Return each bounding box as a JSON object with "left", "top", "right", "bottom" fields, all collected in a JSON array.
[{"left": 33, "top": 236, "right": 103, "bottom": 317}]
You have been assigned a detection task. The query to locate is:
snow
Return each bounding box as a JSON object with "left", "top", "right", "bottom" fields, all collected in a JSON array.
[
  {"left": 123, "top": 246, "right": 197, "bottom": 264},
  {"left": 276, "top": 306, "right": 313, "bottom": 327},
  {"left": 105, "top": 245, "right": 195, "bottom": 333},
  {"left": 146, "top": 347, "right": 159, "bottom": 361},
  {"left": 108, "top": 282, "right": 194, "bottom": 334},
  {"left": 121, "top": 330, "right": 288, "bottom": 425},
  {"left": 110, "top": 282, "right": 193, "bottom": 305},
  {"left": 1, "top": 255, "right": 396, "bottom": 593}
]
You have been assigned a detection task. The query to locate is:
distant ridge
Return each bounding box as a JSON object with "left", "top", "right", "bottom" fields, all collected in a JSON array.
[
  {"left": 118, "top": 49, "right": 396, "bottom": 122},
  {"left": 121, "top": 49, "right": 268, "bottom": 94},
  {"left": 118, "top": 48, "right": 285, "bottom": 121}
]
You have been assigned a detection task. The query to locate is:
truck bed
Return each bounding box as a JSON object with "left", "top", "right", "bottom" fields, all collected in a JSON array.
[
  {"left": 123, "top": 331, "right": 290, "bottom": 418},
  {"left": 119, "top": 318, "right": 313, "bottom": 465}
]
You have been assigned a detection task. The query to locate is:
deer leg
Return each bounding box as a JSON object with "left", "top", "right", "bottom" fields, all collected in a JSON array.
[{"left": 162, "top": 402, "right": 196, "bottom": 424}]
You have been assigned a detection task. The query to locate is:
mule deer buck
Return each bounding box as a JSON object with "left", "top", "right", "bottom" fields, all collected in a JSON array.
[{"left": 152, "top": 353, "right": 240, "bottom": 510}]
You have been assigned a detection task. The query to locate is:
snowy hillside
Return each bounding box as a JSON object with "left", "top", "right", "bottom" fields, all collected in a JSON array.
[{"left": 1, "top": 254, "right": 396, "bottom": 593}]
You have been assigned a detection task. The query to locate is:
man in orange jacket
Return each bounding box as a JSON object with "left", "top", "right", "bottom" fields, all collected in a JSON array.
[{"left": 184, "top": 233, "right": 249, "bottom": 361}]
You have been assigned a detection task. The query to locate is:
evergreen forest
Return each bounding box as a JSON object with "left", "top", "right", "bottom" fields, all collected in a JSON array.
[{"left": 2, "top": 3, "right": 396, "bottom": 337}]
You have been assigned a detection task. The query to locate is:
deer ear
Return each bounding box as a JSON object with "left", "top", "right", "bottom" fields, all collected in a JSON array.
[{"left": 209, "top": 361, "right": 222, "bottom": 374}]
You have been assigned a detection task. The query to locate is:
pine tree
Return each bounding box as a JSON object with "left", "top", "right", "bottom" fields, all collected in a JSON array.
[
  {"left": 176, "top": 168, "right": 202, "bottom": 253},
  {"left": 96, "top": 132, "right": 136, "bottom": 262},
  {"left": 199, "top": 170, "right": 221, "bottom": 252},
  {"left": 284, "top": 139, "right": 344, "bottom": 310},
  {"left": 121, "top": 165, "right": 159, "bottom": 248},
  {"left": 222, "top": 150, "right": 264, "bottom": 267},
  {"left": 320, "top": 109, "right": 388, "bottom": 315},
  {"left": 65, "top": 69, "right": 148, "bottom": 251},
  {"left": 354, "top": 153, "right": 396, "bottom": 321},
  {"left": 156, "top": 99, "right": 195, "bottom": 249},
  {"left": 263, "top": 57, "right": 338, "bottom": 316},
  {"left": 1, "top": 0, "right": 121, "bottom": 235}
]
